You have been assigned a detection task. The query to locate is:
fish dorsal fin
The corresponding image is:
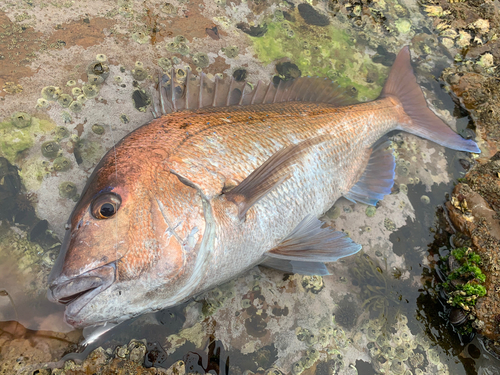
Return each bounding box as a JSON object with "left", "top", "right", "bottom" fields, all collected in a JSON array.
[
  {"left": 344, "top": 140, "right": 395, "bottom": 206},
  {"left": 266, "top": 215, "right": 362, "bottom": 266},
  {"left": 152, "top": 69, "right": 359, "bottom": 117}
]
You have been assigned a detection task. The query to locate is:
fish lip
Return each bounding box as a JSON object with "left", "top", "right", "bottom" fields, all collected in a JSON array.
[{"left": 48, "top": 264, "right": 116, "bottom": 324}]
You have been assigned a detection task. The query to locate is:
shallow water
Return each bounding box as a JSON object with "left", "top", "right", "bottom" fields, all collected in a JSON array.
[{"left": 1, "top": 0, "right": 500, "bottom": 373}]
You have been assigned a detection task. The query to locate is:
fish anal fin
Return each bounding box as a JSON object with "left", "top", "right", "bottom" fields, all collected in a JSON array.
[
  {"left": 260, "top": 258, "right": 330, "bottom": 276},
  {"left": 344, "top": 141, "right": 396, "bottom": 206},
  {"left": 266, "top": 215, "right": 362, "bottom": 266}
]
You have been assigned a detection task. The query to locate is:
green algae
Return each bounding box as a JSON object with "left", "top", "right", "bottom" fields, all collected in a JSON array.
[
  {"left": 251, "top": 19, "right": 388, "bottom": 100},
  {"left": 0, "top": 116, "right": 54, "bottom": 164}
]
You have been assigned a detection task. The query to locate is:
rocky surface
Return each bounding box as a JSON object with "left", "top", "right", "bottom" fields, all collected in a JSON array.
[
  {"left": 445, "top": 155, "right": 500, "bottom": 346},
  {"left": 1, "top": 0, "right": 500, "bottom": 373},
  {"left": 418, "top": 0, "right": 500, "bottom": 355}
]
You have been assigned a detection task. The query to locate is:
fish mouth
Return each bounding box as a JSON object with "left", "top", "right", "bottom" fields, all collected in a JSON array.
[{"left": 48, "top": 264, "right": 115, "bottom": 322}]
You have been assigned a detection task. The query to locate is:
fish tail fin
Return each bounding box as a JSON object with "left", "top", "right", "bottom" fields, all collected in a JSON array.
[{"left": 380, "top": 46, "right": 480, "bottom": 153}]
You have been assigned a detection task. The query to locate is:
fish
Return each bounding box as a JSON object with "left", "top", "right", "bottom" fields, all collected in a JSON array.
[{"left": 47, "top": 46, "right": 480, "bottom": 328}]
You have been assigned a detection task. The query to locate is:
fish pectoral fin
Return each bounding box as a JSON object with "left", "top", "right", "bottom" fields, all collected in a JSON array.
[
  {"left": 260, "top": 258, "right": 330, "bottom": 276},
  {"left": 343, "top": 140, "right": 396, "bottom": 206},
  {"left": 265, "top": 215, "right": 362, "bottom": 267},
  {"left": 224, "top": 142, "right": 308, "bottom": 221}
]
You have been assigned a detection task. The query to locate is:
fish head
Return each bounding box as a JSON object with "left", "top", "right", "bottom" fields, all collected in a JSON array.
[{"left": 48, "top": 142, "right": 206, "bottom": 328}]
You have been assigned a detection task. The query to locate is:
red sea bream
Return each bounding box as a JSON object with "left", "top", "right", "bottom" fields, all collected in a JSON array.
[{"left": 47, "top": 47, "right": 480, "bottom": 328}]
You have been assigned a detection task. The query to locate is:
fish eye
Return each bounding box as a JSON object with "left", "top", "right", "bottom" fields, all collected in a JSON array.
[{"left": 91, "top": 193, "right": 121, "bottom": 220}]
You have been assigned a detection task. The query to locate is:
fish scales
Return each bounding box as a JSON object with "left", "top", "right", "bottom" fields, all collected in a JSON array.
[
  {"left": 47, "top": 47, "right": 480, "bottom": 327},
  {"left": 164, "top": 100, "right": 399, "bottom": 289}
]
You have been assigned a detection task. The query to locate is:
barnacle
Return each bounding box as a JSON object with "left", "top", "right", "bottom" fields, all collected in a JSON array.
[
  {"left": 59, "top": 181, "right": 77, "bottom": 199},
  {"left": 61, "top": 111, "right": 72, "bottom": 123},
  {"left": 11, "top": 112, "right": 32, "bottom": 128},
  {"left": 87, "top": 61, "right": 110, "bottom": 81},
  {"left": 41, "top": 141, "right": 60, "bottom": 158},
  {"left": 92, "top": 124, "right": 105, "bottom": 135},
  {"left": 291, "top": 361, "right": 304, "bottom": 375},
  {"left": 174, "top": 35, "right": 186, "bottom": 44},
  {"left": 96, "top": 54, "right": 107, "bottom": 62},
  {"left": 72, "top": 87, "right": 82, "bottom": 96},
  {"left": 223, "top": 46, "right": 239, "bottom": 58},
  {"left": 166, "top": 41, "right": 177, "bottom": 52},
  {"left": 55, "top": 126, "right": 70, "bottom": 139},
  {"left": 192, "top": 52, "right": 209, "bottom": 68},
  {"left": 301, "top": 275, "right": 324, "bottom": 294},
  {"left": 132, "top": 67, "right": 148, "bottom": 81},
  {"left": 420, "top": 195, "right": 430, "bottom": 204},
  {"left": 41, "top": 86, "right": 61, "bottom": 101},
  {"left": 83, "top": 84, "right": 99, "bottom": 98},
  {"left": 365, "top": 206, "right": 376, "bottom": 217},
  {"left": 177, "top": 42, "right": 190, "bottom": 56},
  {"left": 36, "top": 98, "right": 49, "bottom": 109},
  {"left": 69, "top": 101, "right": 83, "bottom": 113},
  {"left": 132, "top": 31, "right": 150, "bottom": 44},
  {"left": 57, "top": 94, "right": 73, "bottom": 108},
  {"left": 161, "top": 3, "right": 176, "bottom": 14},
  {"left": 53, "top": 157, "right": 71, "bottom": 171},
  {"left": 87, "top": 74, "right": 104, "bottom": 85},
  {"left": 158, "top": 57, "right": 172, "bottom": 71}
]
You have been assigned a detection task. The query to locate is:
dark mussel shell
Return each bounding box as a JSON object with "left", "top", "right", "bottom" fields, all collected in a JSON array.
[{"left": 450, "top": 308, "right": 469, "bottom": 326}]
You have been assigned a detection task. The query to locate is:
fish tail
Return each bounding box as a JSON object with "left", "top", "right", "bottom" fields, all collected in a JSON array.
[{"left": 380, "top": 46, "right": 480, "bottom": 153}]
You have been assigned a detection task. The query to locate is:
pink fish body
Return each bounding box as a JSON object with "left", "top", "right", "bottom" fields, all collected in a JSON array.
[{"left": 47, "top": 47, "right": 479, "bottom": 327}]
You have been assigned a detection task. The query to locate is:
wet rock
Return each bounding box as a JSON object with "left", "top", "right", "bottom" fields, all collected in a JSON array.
[
  {"left": 334, "top": 295, "right": 359, "bottom": 330},
  {"left": 132, "top": 89, "right": 151, "bottom": 112},
  {"left": 236, "top": 22, "right": 268, "bottom": 37},
  {"left": 298, "top": 3, "right": 330, "bottom": 26},
  {"left": 275, "top": 61, "right": 301, "bottom": 81},
  {"left": 206, "top": 26, "right": 220, "bottom": 40},
  {"left": 445, "top": 155, "right": 500, "bottom": 343},
  {"left": 233, "top": 68, "right": 248, "bottom": 82}
]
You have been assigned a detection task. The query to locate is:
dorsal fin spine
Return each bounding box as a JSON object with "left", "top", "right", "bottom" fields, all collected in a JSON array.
[
  {"left": 198, "top": 73, "right": 204, "bottom": 109},
  {"left": 238, "top": 81, "right": 247, "bottom": 105},
  {"left": 263, "top": 82, "right": 272, "bottom": 104},
  {"left": 226, "top": 78, "right": 234, "bottom": 106},
  {"left": 273, "top": 80, "right": 282, "bottom": 103},
  {"left": 212, "top": 76, "right": 219, "bottom": 107},
  {"left": 185, "top": 69, "right": 191, "bottom": 110}
]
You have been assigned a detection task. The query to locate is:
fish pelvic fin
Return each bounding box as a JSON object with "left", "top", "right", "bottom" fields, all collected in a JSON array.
[
  {"left": 265, "top": 215, "right": 361, "bottom": 268},
  {"left": 344, "top": 141, "right": 395, "bottom": 206},
  {"left": 380, "top": 46, "right": 480, "bottom": 154}
]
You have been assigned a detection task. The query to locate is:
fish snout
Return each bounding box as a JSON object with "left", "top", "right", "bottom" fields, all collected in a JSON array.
[{"left": 47, "top": 264, "right": 116, "bottom": 319}]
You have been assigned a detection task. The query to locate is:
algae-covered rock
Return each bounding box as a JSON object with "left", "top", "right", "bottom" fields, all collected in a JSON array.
[{"left": 445, "top": 155, "right": 500, "bottom": 344}]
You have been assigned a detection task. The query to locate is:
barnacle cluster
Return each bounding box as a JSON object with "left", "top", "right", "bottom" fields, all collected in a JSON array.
[
  {"left": 301, "top": 275, "right": 325, "bottom": 294},
  {"left": 200, "top": 282, "right": 235, "bottom": 316},
  {"left": 165, "top": 35, "right": 190, "bottom": 56},
  {"left": 292, "top": 322, "right": 350, "bottom": 374},
  {"left": 364, "top": 315, "right": 449, "bottom": 374}
]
